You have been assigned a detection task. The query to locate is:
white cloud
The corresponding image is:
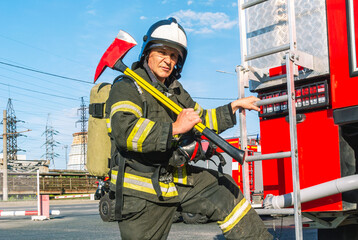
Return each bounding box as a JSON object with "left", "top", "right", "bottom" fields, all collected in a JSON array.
[
  {"left": 212, "top": 20, "right": 237, "bottom": 30},
  {"left": 195, "top": 27, "right": 213, "bottom": 34},
  {"left": 232, "top": 2, "right": 238, "bottom": 7},
  {"left": 140, "top": 16, "right": 147, "bottom": 20},
  {"left": 170, "top": 10, "right": 237, "bottom": 34},
  {"left": 188, "top": 1, "right": 193, "bottom": 5},
  {"left": 86, "top": 10, "right": 96, "bottom": 16},
  {"left": 201, "top": 0, "right": 215, "bottom": 6}
]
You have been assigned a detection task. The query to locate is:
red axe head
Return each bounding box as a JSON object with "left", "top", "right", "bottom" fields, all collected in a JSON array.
[{"left": 94, "top": 30, "right": 137, "bottom": 83}]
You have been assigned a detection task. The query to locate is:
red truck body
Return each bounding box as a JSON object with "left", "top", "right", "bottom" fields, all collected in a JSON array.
[{"left": 259, "top": 0, "right": 358, "bottom": 212}]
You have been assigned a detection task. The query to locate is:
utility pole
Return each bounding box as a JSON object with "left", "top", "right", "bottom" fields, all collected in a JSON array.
[
  {"left": 76, "top": 97, "right": 88, "bottom": 171},
  {"left": 2, "top": 110, "right": 8, "bottom": 201}
]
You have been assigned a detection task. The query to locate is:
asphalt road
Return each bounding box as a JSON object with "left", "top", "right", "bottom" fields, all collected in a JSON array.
[{"left": 0, "top": 200, "right": 317, "bottom": 240}]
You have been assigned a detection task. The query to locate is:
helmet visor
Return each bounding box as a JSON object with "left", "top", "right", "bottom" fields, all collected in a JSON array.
[{"left": 146, "top": 42, "right": 183, "bottom": 60}]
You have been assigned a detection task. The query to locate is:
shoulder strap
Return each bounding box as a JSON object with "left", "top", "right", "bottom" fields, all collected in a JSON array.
[
  {"left": 112, "top": 74, "right": 148, "bottom": 118},
  {"left": 112, "top": 74, "right": 127, "bottom": 85}
]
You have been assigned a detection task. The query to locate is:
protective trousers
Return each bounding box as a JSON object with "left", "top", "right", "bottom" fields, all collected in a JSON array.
[{"left": 118, "top": 165, "right": 273, "bottom": 240}]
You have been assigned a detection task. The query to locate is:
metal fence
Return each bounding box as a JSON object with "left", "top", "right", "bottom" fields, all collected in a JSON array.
[{"left": 1, "top": 172, "right": 97, "bottom": 198}]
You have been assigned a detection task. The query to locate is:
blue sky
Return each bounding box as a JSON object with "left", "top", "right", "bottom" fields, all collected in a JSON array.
[{"left": 0, "top": 0, "right": 259, "bottom": 169}]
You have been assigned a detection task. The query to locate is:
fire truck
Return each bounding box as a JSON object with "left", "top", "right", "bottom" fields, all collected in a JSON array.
[{"left": 235, "top": 0, "right": 358, "bottom": 239}]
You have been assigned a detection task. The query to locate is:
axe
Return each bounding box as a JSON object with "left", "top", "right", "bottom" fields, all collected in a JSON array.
[{"left": 94, "top": 30, "right": 245, "bottom": 164}]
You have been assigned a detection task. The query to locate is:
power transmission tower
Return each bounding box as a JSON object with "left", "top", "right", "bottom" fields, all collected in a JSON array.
[
  {"left": 75, "top": 97, "right": 88, "bottom": 171},
  {"left": 42, "top": 114, "right": 60, "bottom": 168},
  {"left": 5, "top": 98, "right": 25, "bottom": 161}
]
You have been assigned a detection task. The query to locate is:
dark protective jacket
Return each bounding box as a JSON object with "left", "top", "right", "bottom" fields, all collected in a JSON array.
[{"left": 105, "top": 62, "right": 236, "bottom": 203}]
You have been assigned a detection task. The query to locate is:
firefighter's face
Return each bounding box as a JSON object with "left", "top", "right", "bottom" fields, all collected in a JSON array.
[{"left": 147, "top": 47, "right": 179, "bottom": 83}]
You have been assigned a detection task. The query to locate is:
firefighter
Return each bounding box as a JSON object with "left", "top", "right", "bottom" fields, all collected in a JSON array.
[{"left": 105, "top": 17, "right": 273, "bottom": 240}]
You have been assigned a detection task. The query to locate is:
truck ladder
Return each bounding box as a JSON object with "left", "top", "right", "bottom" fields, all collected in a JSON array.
[{"left": 237, "top": 0, "right": 303, "bottom": 239}]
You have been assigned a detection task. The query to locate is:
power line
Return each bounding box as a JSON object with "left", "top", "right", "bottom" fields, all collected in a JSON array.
[
  {"left": 0, "top": 82, "right": 79, "bottom": 101},
  {"left": 15, "top": 106, "right": 73, "bottom": 117},
  {"left": 0, "top": 60, "right": 93, "bottom": 85},
  {"left": 0, "top": 73, "right": 76, "bottom": 97},
  {"left": 0, "top": 93, "right": 82, "bottom": 116},
  {"left": 0, "top": 65, "right": 76, "bottom": 89},
  {"left": 0, "top": 34, "right": 89, "bottom": 67},
  {"left": 0, "top": 87, "right": 88, "bottom": 105}
]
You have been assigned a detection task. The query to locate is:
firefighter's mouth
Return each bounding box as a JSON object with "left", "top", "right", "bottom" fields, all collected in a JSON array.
[{"left": 161, "top": 66, "right": 171, "bottom": 72}]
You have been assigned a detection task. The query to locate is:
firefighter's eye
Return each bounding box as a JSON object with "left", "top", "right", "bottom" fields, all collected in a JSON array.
[{"left": 171, "top": 53, "right": 178, "bottom": 62}]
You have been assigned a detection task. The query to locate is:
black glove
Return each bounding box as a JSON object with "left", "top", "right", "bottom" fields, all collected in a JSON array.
[
  {"left": 169, "top": 134, "right": 204, "bottom": 167},
  {"left": 169, "top": 134, "right": 227, "bottom": 169}
]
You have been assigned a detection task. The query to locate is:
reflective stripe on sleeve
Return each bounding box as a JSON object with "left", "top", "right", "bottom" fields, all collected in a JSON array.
[
  {"left": 127, "top": 118, "right": 155, "bottom": 152},
  {"left": 194, "top": 103, "right": 204, "bottom": 117},
  {"left": 217, "top": 198, "right": 252, "bottom": 233},
  {"left": 106, "top": 118, "right": 112, "bottom": 133},
  {"left": 109, "top": 101, "right": 143, "bottom": 134},
  {"left": 173, "top": 166, "right": 187, "bottom": 184},
  {"left": 204, "top": 109, "right": 218, "bottom": 132},
  {"left": 110, "top": 101, "right": 143, "bottom": 118}
]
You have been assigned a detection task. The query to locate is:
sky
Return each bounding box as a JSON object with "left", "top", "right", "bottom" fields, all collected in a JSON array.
[{"left": 0, "top": 0, "right": 259, "bottom": 170}]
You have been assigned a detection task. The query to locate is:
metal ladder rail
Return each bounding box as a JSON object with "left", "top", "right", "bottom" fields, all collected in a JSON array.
[
  {"left": 286, "top": 1, "right": 303, "bottom": 237},
  {"left": 237, "top": 0, "right": 303, "bottom": 239}
]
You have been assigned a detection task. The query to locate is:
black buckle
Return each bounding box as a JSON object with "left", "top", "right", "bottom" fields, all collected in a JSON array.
[{"left": 89, "top": 103, "right": 105, "bottom": 118}]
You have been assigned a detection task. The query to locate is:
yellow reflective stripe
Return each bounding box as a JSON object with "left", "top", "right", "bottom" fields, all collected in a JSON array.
[
  {"left": 173, "top": 166, "right": 187, "bottom": 184},
  {"left": 137, "top": 120, "right": 154, "bottom": 152},
  {"left": 123, "top": 182, "right": 156, "bottom": 195},
  {"left": 110, "top": 172, "right": 178, "bottom": 197},
  {"left": 127, "top": 118, "right": 144, "bottom": 151},
  {"left": 110, "top": 101, "right": 143, "bottom": 118},
  {"left": 123, "top": 173, "right": 178, "bottom": 197},
  {"left": 205, "top": 109, "right": 218, "bottom": 132},
  {"left": 205, "top": 112, "right": 210, "bottom": 128},
  {"left": 123, "top": 182, "right": 178, "bottom": 197},
  {"left": 217, "top": 198, "right": 252, "bottom": 233},
  {"left": 111, "top": 170, "right": 118, "bottom": 184},
  {"left": 211, "top": 108, "right": 218, "bottom": 132},
  {"left": 125, "top": 172, "right": 151, "bottom": 184},
  {"left": 194, "top": 103, "right": 204, "bottom": 117},
  {"left": 109, "top": 101, "right": 142, "bottom": 135},
  {"left": 106, "top": 118, "right": 112, "bottom": 133},
  {"left": 127, "top": 118, "right": 155, "bottom": 152}
]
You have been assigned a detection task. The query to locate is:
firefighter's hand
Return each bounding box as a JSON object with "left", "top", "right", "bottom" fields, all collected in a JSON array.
[
  {"left": 172, "top": 108, "right": 202, "bottom": 135},
  {"left": 231, "top": 96, "right": 261, "bottom": 114}
]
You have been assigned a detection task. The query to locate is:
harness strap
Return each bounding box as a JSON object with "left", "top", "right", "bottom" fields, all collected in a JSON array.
[
  {"left": 151, "top": 167, "right": 164, "bottom": 200},
  {"left": 114, "top": 152, "right": 126, "bottom": 220}
]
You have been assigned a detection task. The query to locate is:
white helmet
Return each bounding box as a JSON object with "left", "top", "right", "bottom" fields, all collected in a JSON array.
[{"left": 139, "top": 17, "right": 187, "bottom": 78}]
